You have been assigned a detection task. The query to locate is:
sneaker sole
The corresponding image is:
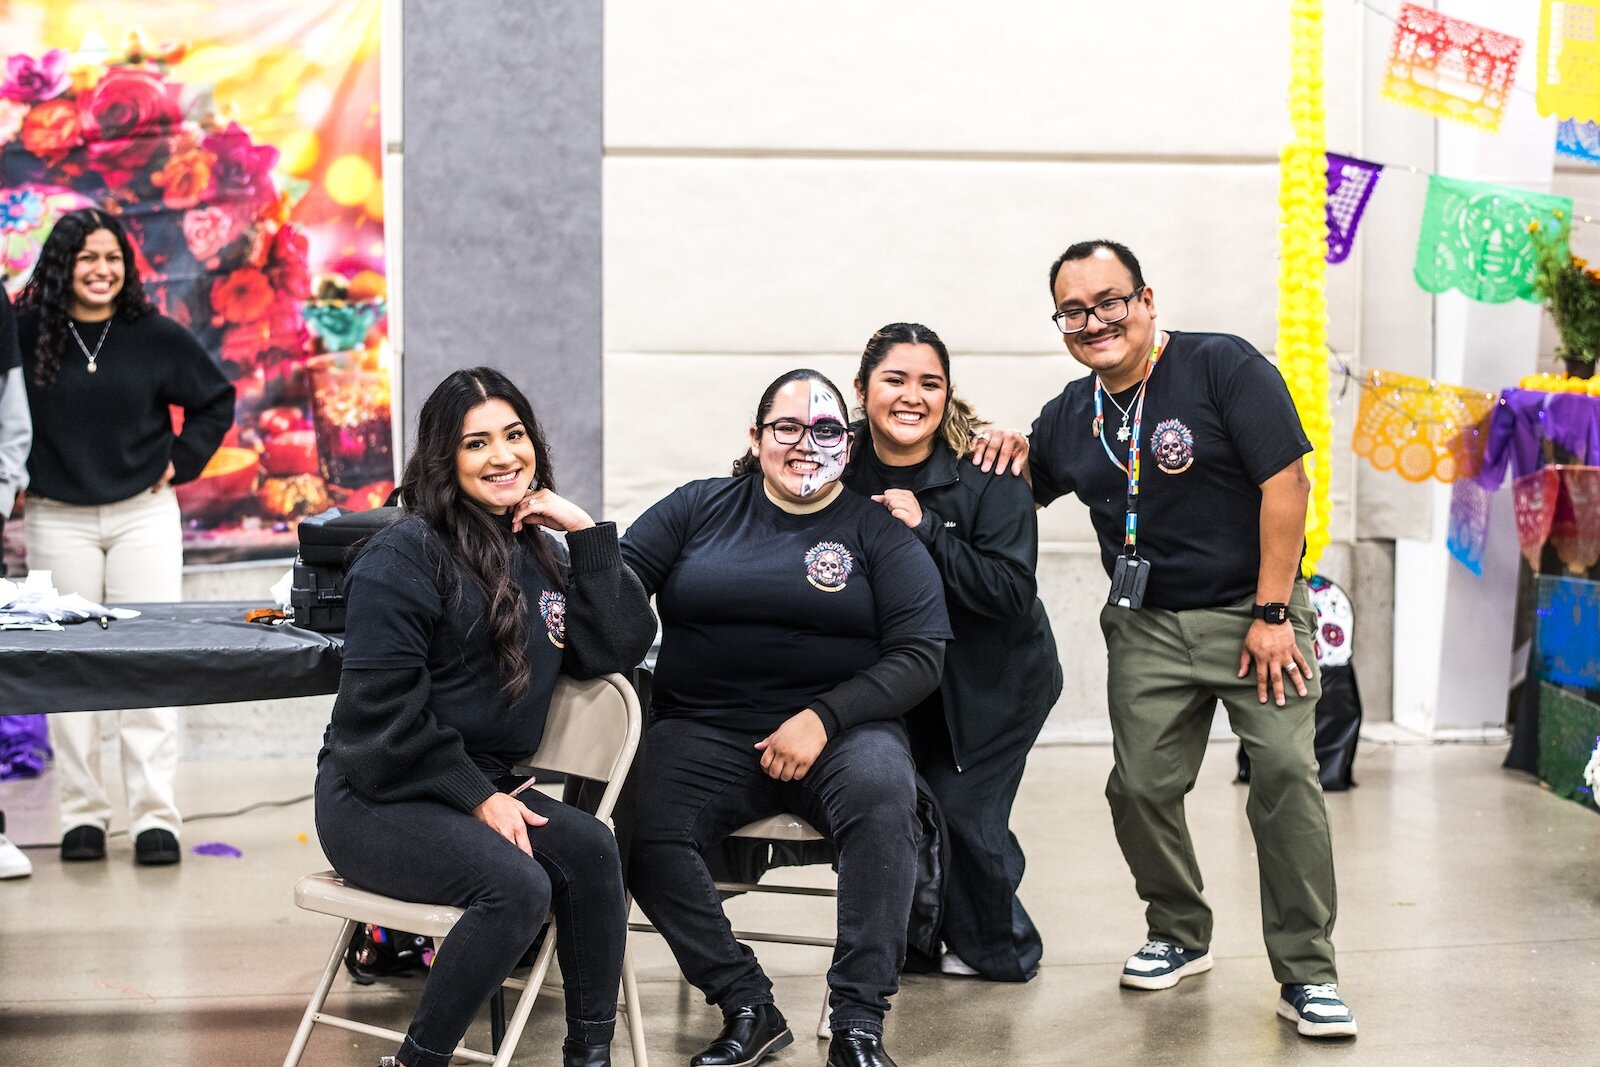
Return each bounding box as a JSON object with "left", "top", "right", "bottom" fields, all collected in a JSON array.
[
  {"left": 1120, "top": 952, "right": 1214, "bottom": 990},
  {"left": 1277, "top": 999, "right": 1358, "bottom": 1038},
  {"left": 696, "top": 1028, "right": 793, "bottom": 1067}
]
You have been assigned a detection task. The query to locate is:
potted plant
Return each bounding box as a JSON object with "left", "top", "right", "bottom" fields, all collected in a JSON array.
[{"left": 1531, "top": 212, "right": 1600, "bottom": 380}]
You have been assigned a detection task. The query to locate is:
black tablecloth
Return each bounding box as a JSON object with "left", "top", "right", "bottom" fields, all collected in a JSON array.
[{"left": 0, "top": 602, "right": 343, "bottom": 714}]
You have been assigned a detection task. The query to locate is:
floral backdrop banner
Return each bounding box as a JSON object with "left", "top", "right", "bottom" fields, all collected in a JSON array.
[
  {"left": 1538, "top": 0, "right": 1600, "bottom": 124},
  {"left": 1413, "top": 176, "right": 1573, "bottom": 305},
  {"left": 1382, "top": 3, "right": 1524, "bottom": 133},
  {"left": 1, "top": 0, "right": 391, "bottom": 565}
]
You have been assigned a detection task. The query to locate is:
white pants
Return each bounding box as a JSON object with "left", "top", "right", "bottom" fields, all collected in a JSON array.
[{"left": 26, "top": 488, "right": 183, "bottom": 839}]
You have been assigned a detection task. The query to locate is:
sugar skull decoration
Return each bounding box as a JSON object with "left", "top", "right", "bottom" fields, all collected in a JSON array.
[
  {"left": 538, "top": 590, "right": 566, "bottom": 648},
  {"left": 1306, "top": 575, "right": 1354, "bottom": 668},
  {"left": 804, "top": 541, "right": 854, "bottom": 593}
]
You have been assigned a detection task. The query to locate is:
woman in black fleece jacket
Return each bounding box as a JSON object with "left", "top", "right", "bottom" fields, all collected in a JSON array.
[{"left": 315, "top": 367, "right": 655, "bottom": 1067}]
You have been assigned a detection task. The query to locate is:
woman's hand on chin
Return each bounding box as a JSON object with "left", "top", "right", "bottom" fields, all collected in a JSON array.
[
  {"left": 473, "top": 792, "right": 550, "bottom": 855},
  {"left": 511, "top": 488, "right": 596, "bottom": 534}
]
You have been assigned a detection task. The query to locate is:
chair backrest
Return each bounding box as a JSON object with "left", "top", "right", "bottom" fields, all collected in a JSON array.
[{"left": 529, "top": 673, "right": 642, "bottom": 821}]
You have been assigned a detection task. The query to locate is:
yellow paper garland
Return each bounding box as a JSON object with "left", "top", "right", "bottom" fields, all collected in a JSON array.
[{"left": 1278, "top": 0, "right": 1332, "bottom": 576}]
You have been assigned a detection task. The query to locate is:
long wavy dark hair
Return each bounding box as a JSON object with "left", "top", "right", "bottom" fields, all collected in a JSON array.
[
  {"left": 15, "top": 208, "right": 153, "bottom": 389},
  {"left": 398, "top": 367, "right": 565, "bottom": 705},
  {"left": 730, "top": 368, "right": 851, "bottom": 477},
  {"left": 855, "top": 322, "right": 989, "bottom": 456}
]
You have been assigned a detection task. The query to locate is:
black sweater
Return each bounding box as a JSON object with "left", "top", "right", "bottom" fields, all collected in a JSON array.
[
  {"left": 845, "top": 435, "right": 1063, "bottom": 769},
  {"left": 17, "top": 309, "right": 234, "bottom": 505},
  {"left": 321, "top": 518, "right": 657, "bottom": 813},
  {"left": 620, "top": 475, "right": 950, "bottom": 736}
]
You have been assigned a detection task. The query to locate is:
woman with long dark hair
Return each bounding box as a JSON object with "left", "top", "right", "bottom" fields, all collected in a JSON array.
[
  {"left": 14, "top": 207, "right": 234, "bottom": 866},
  {"left": 315, "top": 367, "right": 655, "bottom": 1067},
  {"left": 608, "top": 368, "right": 950, "bottom": 1067},
  {"left": 843, "top": 323, "right": 1062, "bottom": 982}
]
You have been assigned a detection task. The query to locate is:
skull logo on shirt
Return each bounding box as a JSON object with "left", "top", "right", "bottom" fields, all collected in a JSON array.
[
  {"left": 538, "top": 589, "right": 566, "bottom": 648},
  {"left": 804, "top": 541, "right": 854, "bottom": 592},
  {"left": 1152, "top": 418, "right": 1195, "bottom": 475}
]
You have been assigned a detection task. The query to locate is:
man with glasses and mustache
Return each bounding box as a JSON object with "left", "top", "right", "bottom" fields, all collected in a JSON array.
[{"left": 972, "top": 240, "right": 1356, "bottom": 1040}]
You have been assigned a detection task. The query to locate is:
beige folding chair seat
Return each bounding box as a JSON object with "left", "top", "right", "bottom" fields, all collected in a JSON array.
[
  {"left": 632, "top": 811, "right": 838, "bottom": 1041},
  {"left": 284, "top": 673, "right": 649, "bottom": 1067}
]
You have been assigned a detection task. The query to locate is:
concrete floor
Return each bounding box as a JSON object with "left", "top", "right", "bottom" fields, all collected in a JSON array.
[{"left": 1, "top": 737, "right": 1597, "bottom": 1066}]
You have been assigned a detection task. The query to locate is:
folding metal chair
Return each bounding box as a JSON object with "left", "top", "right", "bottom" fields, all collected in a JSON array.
[{"left": 284, "top": 672, "right": 649, "bottom": 1067}]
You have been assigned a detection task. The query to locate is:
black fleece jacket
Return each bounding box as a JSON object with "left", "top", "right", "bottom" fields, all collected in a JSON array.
[{"left": 845, "top": 435, "right": 1063, "bottom": 769}]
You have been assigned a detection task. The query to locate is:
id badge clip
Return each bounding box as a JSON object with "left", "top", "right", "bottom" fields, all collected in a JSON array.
[{"left": 1107, "top": 553, "right": 1150, "bottom": 611}]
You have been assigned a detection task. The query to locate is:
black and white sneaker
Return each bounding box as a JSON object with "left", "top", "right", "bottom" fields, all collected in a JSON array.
[
  {"left": 1277, "top": 983, "right": 1358, "bottom": 1038},
  {"left": 1119, "top": 940, "right": 1213, "bottom": 990}
]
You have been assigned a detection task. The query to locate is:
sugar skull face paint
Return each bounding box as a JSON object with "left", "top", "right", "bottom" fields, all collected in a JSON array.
[{"left": 753, "top": 377, "right": 851, "bottom": 505}]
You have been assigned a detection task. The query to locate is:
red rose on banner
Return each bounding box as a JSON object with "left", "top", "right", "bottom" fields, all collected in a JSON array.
[
  {"left": 266, "top": 224, "right": 310, "bottom": 296},
  {"left": 19, "top": 97, "right": 80, "bottom": 163},
  {"left": 81, "top": 66, "right": 181, "bottom": 151},
  {"left": 212, "top": 267, "right": 275, "bottom": 324},
  {"left": 204, "top": 121, "right": 279, "bottom": 204}
]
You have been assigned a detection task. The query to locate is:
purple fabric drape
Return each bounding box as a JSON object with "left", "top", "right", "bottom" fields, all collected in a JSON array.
[{"left": 1474, "top": 390, "right": 1600, "bottom": 491}]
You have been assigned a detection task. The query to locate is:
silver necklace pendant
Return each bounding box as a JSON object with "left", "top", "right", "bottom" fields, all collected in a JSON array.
[
  {"left": 1116, "top": 423, "right": 1131, "bottom": 442},
  {"left": 68, "top": 319, "right": 112, "bottom": 376}
]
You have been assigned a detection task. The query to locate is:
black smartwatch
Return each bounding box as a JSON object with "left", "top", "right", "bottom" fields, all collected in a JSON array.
[{"left": 1251, "top": 602, "right": 1290, "bottom": 625}]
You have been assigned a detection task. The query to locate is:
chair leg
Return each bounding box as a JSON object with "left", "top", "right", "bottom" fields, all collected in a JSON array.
[
  {"left": 283, "top": 918, "right": 358, "bottom": 1067},
  {"left": 816, "top": 990, "right": 831, "bottom": 1040},
  {"left": 621, "top": 938, "right": 649, "bottom": 1067},
  {"left": 489, "top": 988, "right": 506, "bottom": 1052},
  {"left": 493, "top": 921, "right": 559, "bottom": 1067}
]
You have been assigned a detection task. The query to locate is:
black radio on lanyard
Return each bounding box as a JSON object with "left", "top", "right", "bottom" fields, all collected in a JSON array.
[{"left": 1093, "top": 340, "right": 1165, "bottom": 610}]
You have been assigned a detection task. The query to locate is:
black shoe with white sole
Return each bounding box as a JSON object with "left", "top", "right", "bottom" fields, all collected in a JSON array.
[
  {"left": 1278, "top": 983, "right": 1358, "bottom": 1038},
  {"left": 1119, "top": 940, "right": 1213, "bottom": 990}
]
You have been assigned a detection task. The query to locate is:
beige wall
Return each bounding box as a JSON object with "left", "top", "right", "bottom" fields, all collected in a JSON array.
[{"left": 602, "top": 1, "right": 1396, "bottom": 739}]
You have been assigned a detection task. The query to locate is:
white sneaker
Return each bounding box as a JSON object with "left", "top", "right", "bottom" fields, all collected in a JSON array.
[
  {"left": 1120, "top": 939, "right": 1212, "bottom": 989},
  {"left": 0, "top": 833, "right": 32, "bottom": 879},
  {"left": 939, "top": 951, "right": 980, "bottom": 976}
]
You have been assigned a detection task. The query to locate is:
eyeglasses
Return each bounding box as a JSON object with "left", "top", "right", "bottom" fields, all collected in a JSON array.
[
  {"left": 1051, "top": 287, "right": 1146, "bottom": 335},
  {"left": 759, "top": 417, "right": 850, "bottom": 448}
]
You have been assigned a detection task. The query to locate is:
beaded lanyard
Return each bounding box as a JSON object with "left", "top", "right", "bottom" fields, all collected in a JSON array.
[{"left": 1092, "top": 340, "right": 1165, "bottom": 554}]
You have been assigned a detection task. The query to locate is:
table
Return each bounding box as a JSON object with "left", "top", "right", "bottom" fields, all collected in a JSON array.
[{"left": 0, "top": 602, "right": 343, "bottom": 715}]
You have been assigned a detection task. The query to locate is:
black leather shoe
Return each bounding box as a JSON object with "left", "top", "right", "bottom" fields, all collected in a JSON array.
[
  {"left": 61, "top": 825, "right": 106, "bottom": 862},
  {"left": 827, "top": 1028, "right": 898, "bottom": 1067},
  {"left": 562, "top": 1038, "right": 611, "bottom": 1066},
  {"left": 134, "top": 829, "right": 181, "bottom": 866},
  {"left": 690, "top": 1003, "right": 792, "bottom": 1067}
]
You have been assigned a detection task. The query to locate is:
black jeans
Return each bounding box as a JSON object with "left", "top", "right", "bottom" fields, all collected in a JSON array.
[
  {"left": 622, "top": 717, "right": 919, "bottom": 1035},
  {"left": 314, "top": 765, "right": 626, "bottom": 1067}
]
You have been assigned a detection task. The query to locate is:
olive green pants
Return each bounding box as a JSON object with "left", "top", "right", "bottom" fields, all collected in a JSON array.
[{"left": 1099, "top": 585, "right": 1338, "bottom": 984}]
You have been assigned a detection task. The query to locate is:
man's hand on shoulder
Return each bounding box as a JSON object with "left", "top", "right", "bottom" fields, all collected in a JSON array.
[{"left": 969, "top": 429, "right": 1031, "bottom": 479}]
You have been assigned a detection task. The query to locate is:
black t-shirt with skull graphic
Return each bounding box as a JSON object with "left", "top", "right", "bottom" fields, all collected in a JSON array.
[
  {"left": 1029, "top": 330, "right": 1312, "bottom": 612},
  {"left": 621, "top": 475, "right": 952, "bottom": 732}
]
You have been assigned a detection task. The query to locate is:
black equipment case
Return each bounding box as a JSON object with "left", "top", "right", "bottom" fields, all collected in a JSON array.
[{"left": 290, "top": 506, "right": 403, "bottom": 632}]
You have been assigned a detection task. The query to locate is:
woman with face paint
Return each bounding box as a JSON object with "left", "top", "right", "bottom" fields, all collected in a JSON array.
[
  {"left": 318, "top": 368, "right": 656, "bottom": 1067},
  {"left": 617, "top": 369, "right": 952, "bottom": 1067},
  {"left": 843, "top": 323, "right": 1063, "bottom": 984}
]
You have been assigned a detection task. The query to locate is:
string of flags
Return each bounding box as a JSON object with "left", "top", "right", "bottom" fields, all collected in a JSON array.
[{"left": 1325, "top": 1, "right": 1600, "bottom": 301}]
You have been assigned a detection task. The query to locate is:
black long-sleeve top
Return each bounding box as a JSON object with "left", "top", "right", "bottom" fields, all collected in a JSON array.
[
  {"left": 620, "top": 475, "right": 951, "bottom": 737},
  {"left": 17, "top": 309, "right": 234, "bottom": 505},
  {"left": 844, "top": 435, "right": 1063, "bottom": 769},
  {"left": 320, "top": 517, "right": 656, "bottom": 814}
]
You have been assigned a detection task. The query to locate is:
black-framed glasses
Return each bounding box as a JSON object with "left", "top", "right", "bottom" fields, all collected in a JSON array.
[
  {"left": 759, "top": 417, "right": 850, "bottom": 447},
  {"left": 1051, "top": 287, "right": 1146, "bottom": 335}
]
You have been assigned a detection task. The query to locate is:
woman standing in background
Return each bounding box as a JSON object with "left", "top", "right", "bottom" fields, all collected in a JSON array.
[{"left": 15, "top": 207, "right": 234, "bottom": 866}]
